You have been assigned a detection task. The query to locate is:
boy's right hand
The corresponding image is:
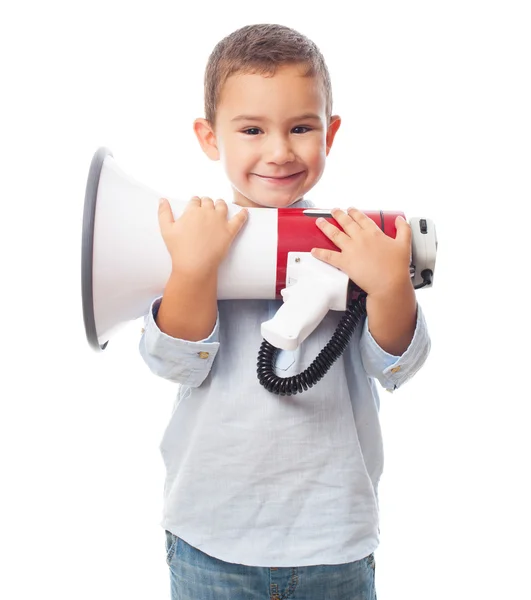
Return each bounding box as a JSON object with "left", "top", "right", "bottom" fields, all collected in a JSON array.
[{"left": 158, "top": 196, "right": 248, "bottom": 278}]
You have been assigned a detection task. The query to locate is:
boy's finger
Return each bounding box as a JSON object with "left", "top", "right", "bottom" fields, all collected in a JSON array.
[
  {"left": 214, "top": 199, "right": 228, "bottom": 215},
  {"left": 183, "top": 196, "right": 201, "bottom": 213},
  {"left": 227, "top": 208, "right": 248, "bottom": 238},
  {"left": 347, "top": 207, "right": 373, "bottom": 230},
  {"left": 330, "top": 208, "right": 356, "bottom": 235},
  {"left": 395, "top": 216, "right": 412, "bottom": 246},
  {"left": 200, "top": 196, "right": 215, "bottom": 208},
  {"left": 316, "top": 217, "right": 349, "bottom": 249},
  {"left": 311, "top": 247, "right": 342, "bottom": 268},
  {"left": 158, "top": 198, "right": 175, "bottom": 228}
]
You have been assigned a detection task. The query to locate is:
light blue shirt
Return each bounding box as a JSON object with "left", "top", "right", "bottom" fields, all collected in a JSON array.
[{"left": 139, "top": 208, "right": 431, "bottom": 568}]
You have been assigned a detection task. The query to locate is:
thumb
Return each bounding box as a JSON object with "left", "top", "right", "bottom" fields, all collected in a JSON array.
[
  {"left": 158, "top": 198, "right": 175, "bottom": 232},
  {"left": 395, "top": 215, "right": 411, "bottom": 246},
  {"left": 227, "top": 207, "right": 248, "bottom": 239}
]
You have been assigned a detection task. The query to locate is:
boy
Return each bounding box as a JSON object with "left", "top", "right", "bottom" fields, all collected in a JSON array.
[{"left": 140, "top": 23, "right": 430, "bottom": 600}]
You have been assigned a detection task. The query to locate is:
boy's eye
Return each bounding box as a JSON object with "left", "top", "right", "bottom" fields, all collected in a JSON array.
[
  {"left": 242, "top": 128, "right": 262, "bottom": 135},
  {"left": 292, "top": 126, "right": 312, "bottom": 134},
  {"left": 241, "top": 126, "right": 313, "bottom": 135}
]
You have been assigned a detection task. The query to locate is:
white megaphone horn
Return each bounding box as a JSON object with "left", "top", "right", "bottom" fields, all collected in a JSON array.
[{"left": 82, "top": 148, "right": 437, "bottom": 389}]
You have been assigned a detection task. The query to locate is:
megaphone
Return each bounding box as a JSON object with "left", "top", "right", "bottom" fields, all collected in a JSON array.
[{"left": 82, "top": 148, "right": 437, "bottom": 392}]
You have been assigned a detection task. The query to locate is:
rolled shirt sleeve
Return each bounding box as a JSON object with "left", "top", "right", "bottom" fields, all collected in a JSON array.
[
  {"left": 359, "top": 303, "right": 431, "bottom": 392},
  {"left": 139, "top": 297, "right": 220, "bottom": 387}
]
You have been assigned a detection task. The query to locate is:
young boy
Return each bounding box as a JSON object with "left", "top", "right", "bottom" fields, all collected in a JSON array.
[{"left": 140, "top": 23, "right": 430, "bottom": 600}]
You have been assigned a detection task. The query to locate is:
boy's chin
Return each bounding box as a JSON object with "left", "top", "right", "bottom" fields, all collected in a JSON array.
[{"left": 235, "top": 194, "right": 303, "bottom": 209}]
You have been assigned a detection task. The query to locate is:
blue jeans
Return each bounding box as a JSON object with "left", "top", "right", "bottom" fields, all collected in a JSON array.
[{"left": 165, "top": 531, "right": 377, "bottom": 600}]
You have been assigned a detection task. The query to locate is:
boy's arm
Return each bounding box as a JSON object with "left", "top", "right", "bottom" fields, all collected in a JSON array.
[
  {"left": 310, "top": 208, "right": 431, "bottom": 390},
  {"left": 138, "top": 196, "right": 247, "bottom": 386},
  {"left": 365, "top": 278, "right": 417, "bottom": 356},
  {"left": 156, "top": 268, "right": 218, "bottom": 340}
]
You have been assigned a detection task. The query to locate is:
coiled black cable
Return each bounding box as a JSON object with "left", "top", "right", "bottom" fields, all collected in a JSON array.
[{"left": 256, "top": 293, "right": 367, "bottom": 396}]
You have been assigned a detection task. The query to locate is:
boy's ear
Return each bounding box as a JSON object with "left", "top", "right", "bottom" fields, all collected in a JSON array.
[
  {"left": 325, "top": 115, "right": 341, "bottom": 156},
  {"left": 193, "top": 118, "right": 220, "bottom": 161}
]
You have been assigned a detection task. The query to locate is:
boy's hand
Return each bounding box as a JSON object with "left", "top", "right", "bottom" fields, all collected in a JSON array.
[
  {"left": 158, "top": 196, "right": 248, "bottom": 278},
  {"left": 311, "top": 208, "right": 412, "bottom": 297}
]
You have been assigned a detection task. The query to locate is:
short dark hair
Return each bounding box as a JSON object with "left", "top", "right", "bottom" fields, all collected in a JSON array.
[{"left": 203, "top": 24, "right": 333, "bottom": 125}]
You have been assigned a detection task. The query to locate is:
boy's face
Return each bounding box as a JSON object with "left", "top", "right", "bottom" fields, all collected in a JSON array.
[{"left": 195, "top": 64, "right": 341, "bottom": 208}]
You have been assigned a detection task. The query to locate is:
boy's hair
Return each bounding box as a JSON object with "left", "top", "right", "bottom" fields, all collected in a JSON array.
[{"left": 204, "top": 24, "right": 333, "bottom": 126}]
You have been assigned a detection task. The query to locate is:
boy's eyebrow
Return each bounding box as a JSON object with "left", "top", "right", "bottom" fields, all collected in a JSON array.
[{"left": 231, "top": 113, "right": 322, "bottom": 123}]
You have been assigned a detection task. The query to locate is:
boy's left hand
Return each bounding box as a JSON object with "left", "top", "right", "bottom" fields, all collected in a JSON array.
[{"left": 311, "top": 208, "right": 412, "bottom": 297}]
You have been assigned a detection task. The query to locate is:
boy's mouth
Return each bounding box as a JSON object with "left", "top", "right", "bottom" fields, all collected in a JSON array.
[{"left": 253, "top": 171, "right": 305, "bottom": 185}]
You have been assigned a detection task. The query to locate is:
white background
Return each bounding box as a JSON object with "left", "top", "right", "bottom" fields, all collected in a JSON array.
[{"left": 1, "top": 1, "right": 530, "bottom": 599}]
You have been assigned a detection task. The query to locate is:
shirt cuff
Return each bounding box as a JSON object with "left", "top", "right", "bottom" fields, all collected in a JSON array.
[
  {"left": 140, "top": 297, "right": 220, "bottom": 386},
  {"left": 360, "top": 303, "right": 430, "bottom": 392}
]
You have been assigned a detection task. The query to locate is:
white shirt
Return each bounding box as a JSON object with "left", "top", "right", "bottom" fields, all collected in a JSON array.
[{"left": 139, "top": 214, "right": 431, "bottom": 568}]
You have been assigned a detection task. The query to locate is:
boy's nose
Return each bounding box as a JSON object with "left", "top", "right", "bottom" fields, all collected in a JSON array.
[{"left": 264, "top": 136, "right": 295, "bottom": 164}]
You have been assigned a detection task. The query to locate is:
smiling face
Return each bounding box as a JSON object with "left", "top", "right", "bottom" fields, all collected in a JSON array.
[{"left": 194, "top": 64, "right": 341, "bottom": 208}]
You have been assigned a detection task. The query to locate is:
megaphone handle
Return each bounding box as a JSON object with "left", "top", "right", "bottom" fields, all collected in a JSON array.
[
  {"left": 261, "top": 254, "right": 350, "bottom": 350},
  {"left": 261, "top": 283, "right": 332, "bottom": 351}
]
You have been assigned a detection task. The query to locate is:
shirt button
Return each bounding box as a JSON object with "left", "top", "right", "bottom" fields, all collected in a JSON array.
[
  {"left": 391, "top": 366, "right": 401, "bottom": 373},
  {"left": 198, "top": 351, "right": 210, "bottom": 359}
]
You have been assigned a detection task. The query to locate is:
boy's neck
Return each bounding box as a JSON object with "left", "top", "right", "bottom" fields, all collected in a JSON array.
[{"left": 233, "top": 197, "right": 306, "bottom": 209}]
